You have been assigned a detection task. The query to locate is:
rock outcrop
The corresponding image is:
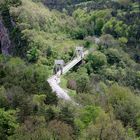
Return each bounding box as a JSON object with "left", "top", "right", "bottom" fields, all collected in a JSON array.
[{"left": 0, "top": 16, "right": 11, "bottom": 55}]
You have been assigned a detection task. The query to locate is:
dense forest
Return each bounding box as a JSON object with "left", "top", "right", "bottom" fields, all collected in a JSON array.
[{"left": 0, "top": 0, "right": 140, "bottom": 139}]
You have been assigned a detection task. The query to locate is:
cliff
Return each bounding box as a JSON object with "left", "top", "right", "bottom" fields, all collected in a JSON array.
[{"left": 0, "top": 16, "right": 11, "bottom": 55}]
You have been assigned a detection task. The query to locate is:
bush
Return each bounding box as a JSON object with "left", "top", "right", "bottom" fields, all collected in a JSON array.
[
  {"left": 105, "top": 48, "right": 121, "bottom": 65},
  {"left": 0, "top": 109, "right": 18, "bottom": 140},
  {"left": 27, "top": 47, "right": 39, "bottom": 62},
  {"left": 86, "top": 51, "right": 107, "bottom": 72},
  {"left": 107, "top": 84, "right": 140, "bottom": 133},
  {"left": 44, "top": 92, "right": 58, "bottom": 106},
  {"left": 67, "top": 79, "right": 77, "bottom": 90}
]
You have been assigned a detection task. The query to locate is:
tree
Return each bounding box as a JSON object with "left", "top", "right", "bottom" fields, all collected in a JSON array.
[
  {"left": 74, "top": 67, "right": 90, "bottom": 93},
  {"left": 103, "top": 66, "right": 126, "bottom": 81},
  {"left": 0, "top": 109, "right": 18, "bottom": 140},
  {"left": 9, "top": 116, "right": 55, "bottom": 140},
  {"left": 5, "top": 86, "right": 33, "bottom": 122},
  {"left": 80, "top": 112, "right": 133, "bottom": 140},
  {"left": 44, "top": 92, "right": 58, "bottom": 106},
  {"left": 99, "top": 34, "right": 117, "bottom": 48},
  {"left": 94, "top": 18, "right": 104, "bottom": 36},
  {"left": 102, "top": 18, "right": 128, "bottom": 38},
  {"left": 107, "top": 84, "right": 140, "bottom": 133},
  {"left": 59, "top": 106, "right": 74, "bottom": 127},
  {"left": 0, "top": 0, "right": 21, "bottom": 10},
  {"left": 86, "top": 51, "right": 107, "bottom": 72},
  {"left": 136, "top": 71, "right": 140, "bottom": 87},
  {"left": 118, "top": 37, "right": 128, "bottom": 46},
  {"left": 79, "top": 105, "right": 101, "bottom": 128},
  {"left": 26, "top": 47, "right": 39, "bottom": 62},
  {"left": 72, "top": 27, "right": 87, "bottom": 39},
  {"left": 0, "top": 87, "right": 9, "bottom": 109},
  {"left": 76, "top": 73, "right": 90, "bottom": 93},
  {"left": 105, "top": 48, "right": 121, "bottom": 65},
  {"left": 46, "top": 46, "right": 52, "bottom": 57},
  {"left": 118, "top": 0, "right": 131, "bottom": 8},
  {"left": 45, "top": 107, "right": 56, "bottom": 123},
  {"left": 47, "top": 120, "right": 74, "bottom": 140}
]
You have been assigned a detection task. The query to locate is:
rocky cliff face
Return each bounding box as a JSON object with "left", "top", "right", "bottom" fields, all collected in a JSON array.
[{"left": 0, "top": 16, "right": 12, "bottom": 55}]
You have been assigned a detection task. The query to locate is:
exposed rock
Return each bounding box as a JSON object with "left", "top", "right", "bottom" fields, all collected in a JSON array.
[{"left": 0, "top": 16, "right": 11, "bottom": 55}]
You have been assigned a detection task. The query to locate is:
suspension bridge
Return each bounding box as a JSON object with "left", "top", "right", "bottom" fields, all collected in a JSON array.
[{"left": 47, "top": 46, "right": 89, "bottom": 100}]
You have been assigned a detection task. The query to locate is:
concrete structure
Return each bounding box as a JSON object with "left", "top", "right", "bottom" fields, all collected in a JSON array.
[
  {"left": 54, "top": 59, "right": 64, "bottom": 74},
  {"left": 76, "top": 46, "right": 84, "bottom": 58},
  {"left": 53, "top": 47, "right": 84, "bottom": 75}
]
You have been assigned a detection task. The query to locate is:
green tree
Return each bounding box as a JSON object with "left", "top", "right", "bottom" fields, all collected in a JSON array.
[
  {"left": 0, "top": 109, "right": 18, "bottom": 140},
  {"left": 107, "top": 84, "right": 140, "bottom": 133},
  {"left": 26, "top": 47, "right": 39, "bottom": 62},
  {"left": 106, "top": 48, "right": 121, "bottom": 65},
  {"left": 86, "top": 51, "right": 107, "bottom": 72},
  {"left": 102, "top": 18, "right": 128, "bottom": 38},
  {"left": 9, "top": 116, "right": 55, "bottom": 140},
  {"left": 44, "top": 92, "right": 58, "bottom": 106},
  {"left": 76, "top": 73, "right": 90, "bottom": 93},
  {"left": 80, "top": 105, "right": 101, "bottom": 127},
  {"left": 99, "top": 34, "right": 117, "bottom": 48},
  {"left": 0, "top": 87, "right": 9, "bottom": 109},
  {"left": 48, "top": 120, "right": 74, "bottom": 140},
  {"left": 59, "top": 106, "right": 74, "bottom": 127},
  {"left": 45, "top": 107, "right": 56, "bottom": 123},
  {"left": 80, "top": 112, "right": 133, "bottom": 140}
]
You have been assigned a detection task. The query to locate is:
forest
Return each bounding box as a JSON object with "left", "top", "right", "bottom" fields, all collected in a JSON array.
[{"left": 0, "top": 0, "right": 140, "bottom": 139}]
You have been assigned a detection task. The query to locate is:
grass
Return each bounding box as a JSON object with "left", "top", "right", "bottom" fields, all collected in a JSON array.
[
  {"left": 60, "top": 76, "right": 67, "bottom": 88},
  {"left": 54, "top": 39, "right": 86, "bottom": 52},
  {"left": 68, "top": 89, "right": 76, "bottom": 97},
  {"left": 60, "top": 75, "right": 77, "bottom": 97}
]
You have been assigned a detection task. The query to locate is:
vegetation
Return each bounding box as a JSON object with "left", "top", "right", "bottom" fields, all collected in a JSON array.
[{"left": 0, "top": 0, "right": 140, "bottom": 139}]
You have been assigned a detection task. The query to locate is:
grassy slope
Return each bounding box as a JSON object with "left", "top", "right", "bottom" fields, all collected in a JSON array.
[{"left": 9, "top": 0, "right": 86, "bottom": 68}]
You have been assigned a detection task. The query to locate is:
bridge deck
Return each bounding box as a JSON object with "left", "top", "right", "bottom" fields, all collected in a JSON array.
[{"left": 57, "top": 50, "right": 88, "bottom": 75}]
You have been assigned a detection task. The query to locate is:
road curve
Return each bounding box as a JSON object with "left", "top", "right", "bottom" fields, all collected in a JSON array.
[{"left": 47, "top": 75, "right": 71, "bottom": 100}]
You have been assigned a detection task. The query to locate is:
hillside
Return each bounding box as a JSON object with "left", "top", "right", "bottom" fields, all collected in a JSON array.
[{"left": 0, "top": 0, "right": 140, "bottom": 139}]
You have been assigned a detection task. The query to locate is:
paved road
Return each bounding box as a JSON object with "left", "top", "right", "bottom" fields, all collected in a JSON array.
[
  {"left": 48, "top": 75, "right": 71, "bottom": 100},
  {"left": 47, "top": 50, "right": 89, "bottom": 100}
]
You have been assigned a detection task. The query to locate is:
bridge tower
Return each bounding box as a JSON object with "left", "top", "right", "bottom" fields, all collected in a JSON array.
[
  {"left": 53, "top": 59, "right": 64, "bottom": 75},
  {"left": 76, "top": 46, "right": 84, "bottom": 58}
]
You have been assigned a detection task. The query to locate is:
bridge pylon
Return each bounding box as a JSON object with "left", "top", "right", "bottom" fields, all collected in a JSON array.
[
  {"left": 76, "top": 46, "right": 84, "bottom": 58},
  {"left": 53, "top": 59, "right": 64, "bottom": 75}
]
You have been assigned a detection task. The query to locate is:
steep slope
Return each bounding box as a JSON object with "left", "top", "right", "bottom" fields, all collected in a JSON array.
[
  {"left": 8, "top": 0, "right": 84, "bottom": 64},
  {"left": 0, "top": 17, "right": 11, "bottom": 55},
  {"left": 0, "top": 0, "right": 140, "bottom": 139}
]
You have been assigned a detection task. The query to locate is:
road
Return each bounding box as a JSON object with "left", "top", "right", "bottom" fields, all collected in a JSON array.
[{"left": 48, "top": 75, "right": 71, "bottom": 100}]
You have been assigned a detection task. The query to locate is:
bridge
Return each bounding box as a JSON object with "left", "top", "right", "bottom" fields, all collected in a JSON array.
[{"left": 47, "top": 47, "right": 89, "bottom": 100}]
